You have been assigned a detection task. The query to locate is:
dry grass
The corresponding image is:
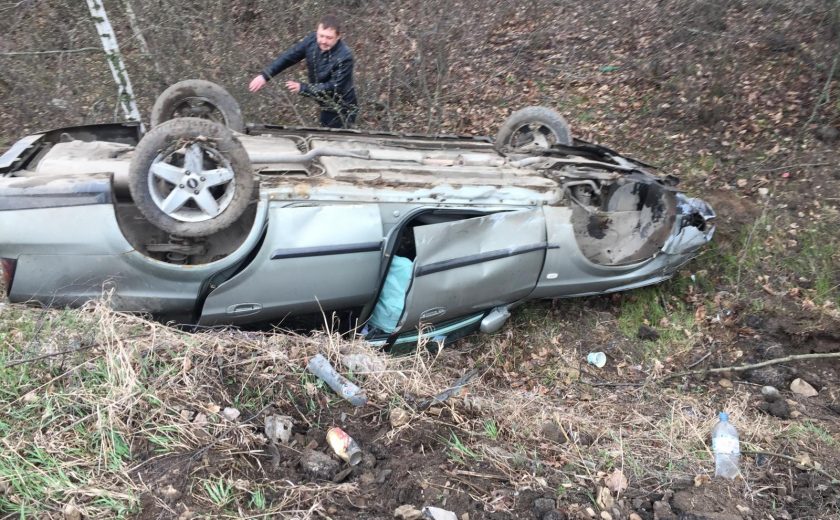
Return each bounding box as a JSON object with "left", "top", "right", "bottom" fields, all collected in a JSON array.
[{"left": 0, "top": 301, "right": 837, "bottom": 518}]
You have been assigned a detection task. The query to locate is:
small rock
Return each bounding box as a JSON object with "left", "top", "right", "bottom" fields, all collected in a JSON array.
[
  {"left": 299, "top": 449, "right": 340, "bottom": 480},
  {"left": 718, "top": 378, "right": 733, "bottom": 389},
  {"left": 22, "top": 391, "right": 38, "bottom": 403},
  {"left": 222, "top": 407, "right": 240, "bottom": 421},
  {"left": 638, "top": 325, "right": 660, "bottom": 341},
  {"left": 744, "top": 366, "right": 792, "bottom": 388},
  {"left": 178, "top": 511, "right": 194, "bottom": 520},
  {"left": 736, "top": 504, "right": 751, "bottom": 514},
  {"left": 63, "top": 503, "right": 81, "bottom": 520},
  {"left": 629, "top": 514, "right": 643, "bottom": 520},
  {"left": 332, "top": 467, "right": 354, "bottom": 483},
  {"left": 600, "top": 512, "right": 613, "bottom": 520},
  {"left": 790, "top": 378, "right": 818, "bottom": 397},
  {"left": 585, "top": 507, "right": 597, "bottom": 518},
  {"left": 394, "top": 504, "right": 423, "bottom": 520},
  {"left": 534, "top": 497, "right": 556, "bottom": 515},
  {"left": 376, "top": 468, "right": 393, "bottom": 484},
  {"left": 757, "top": 399, "right": 791, "bottom": 419},
  {"left": 192, "top": 413, "right": 208, "bottom": 427},
  {"left": 390, "top": 408, "right": 410, "bottom": 428},
  {"left": 761, "top": 385, "right": 781, "bottom": 402}
]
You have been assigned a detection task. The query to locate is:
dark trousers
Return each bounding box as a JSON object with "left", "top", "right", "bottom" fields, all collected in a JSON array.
[{"left": 320, "top": 107, "right": 357, "bottom": 129}]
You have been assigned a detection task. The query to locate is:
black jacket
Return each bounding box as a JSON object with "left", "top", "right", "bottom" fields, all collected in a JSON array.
[{"left": 261, "top": 32, "right": 357, "bottom": 111}]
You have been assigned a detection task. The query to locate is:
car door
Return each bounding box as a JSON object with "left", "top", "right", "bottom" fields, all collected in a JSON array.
[
  {"left": 199, "top": 204, "right": 383, "bottom": 326},
  {"left": 394, "top": 209, "right": 547, "bottom": 333}
]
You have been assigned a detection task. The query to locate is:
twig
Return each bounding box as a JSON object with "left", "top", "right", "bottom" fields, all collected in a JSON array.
[
  {"left": 802, "top": 53, "right": 840, "bottom": 134},
  {"left": 744, "top": 450, "right": 838, "bottom": 482},
  {"left": 755, "top": 163, "right": 831, "bottom": 172},
  {"left": 686, "top": 352, "right": 712, "bottom": 369},
  {"left": 0, "top": 47, "right": 100, "bottom": 56},
  {"left": 660, "top": 352, "right": 840, "bottom": 381}
]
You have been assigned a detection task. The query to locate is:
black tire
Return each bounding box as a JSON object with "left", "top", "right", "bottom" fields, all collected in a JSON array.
[
  {"left": 495, "top": 106, "right": 572, "bottom": 152},
  {"left": 150, "top": 79, "right": 246, "bottom": 132},
  {"left": 129, "top": 118, "right": 257, "bottom": 237}
]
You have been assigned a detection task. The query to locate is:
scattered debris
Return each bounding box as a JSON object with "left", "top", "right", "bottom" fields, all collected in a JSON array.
[
  {"left": 758, "top": 385, "right": 791, "bottom": 418},
  {"left": 299, "top": 448, "right": 340, "bottom": 480},
  {"left": 326, "top": 427, "right": 363, "bottom": 465},
  {"left": 422, "top": 506, "right": 458, "bottom": 520},
  {"left": 307, "top": 354, "right": 368, "bottom": 407},
  {"left": 264, "top": 415, "right": 293, "bottom": 444},
  {"left": 790, "top": 378, "right": 818, "bottom": 397},
  {"left": 587, "top": 351, "right": 607, "bottom": 368},
  {"left": 394, "top": 504, "right": 423, "bottom": 520},
  {"left": 221, "top": 407, "right": 240, "bottom": 421},
  {"left": 389, "top": 407, "right": 411, "bottom": 428}
]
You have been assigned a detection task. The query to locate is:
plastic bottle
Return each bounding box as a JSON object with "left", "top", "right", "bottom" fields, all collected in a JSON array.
[
  {"left": 712, "top": 412, "right": 740, "bottom": 479},
  {"left": 306, "top": 354, "right": 367, "bottom": 407}
]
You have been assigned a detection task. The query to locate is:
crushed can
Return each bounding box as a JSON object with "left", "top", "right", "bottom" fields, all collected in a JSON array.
[{"left": 326, "top": 426, "right": 362, "bottom": 465}]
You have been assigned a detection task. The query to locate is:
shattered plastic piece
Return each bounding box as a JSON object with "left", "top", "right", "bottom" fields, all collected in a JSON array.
[
  {"left": 326, "top": 427, "right": 362, "bottom": 465},
  {"left": 341, "top": 353, "right": 386, "bottom": 374},
  {"left": 587, "top": 351, "right": 607, "bottom": 368},
  {"left": 422, "top": 506, "right": 458, "bottom": 520},
  {"left": 307, "top": 354, "right": 368, "bottom": 407}
]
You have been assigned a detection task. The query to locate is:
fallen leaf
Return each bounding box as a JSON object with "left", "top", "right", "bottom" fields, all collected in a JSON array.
[{"left": 604, "top": 469, "right": 628, "bottom": 493}]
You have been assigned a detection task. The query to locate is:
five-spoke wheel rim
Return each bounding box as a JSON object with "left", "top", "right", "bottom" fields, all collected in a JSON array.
[{"left": 148, "top": 142, "right": 236, "bottom": 222}]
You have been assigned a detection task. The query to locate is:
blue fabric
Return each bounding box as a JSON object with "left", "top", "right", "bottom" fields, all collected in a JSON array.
[{"left": 368, "top": 256, "right": 413, "bottom": 333}]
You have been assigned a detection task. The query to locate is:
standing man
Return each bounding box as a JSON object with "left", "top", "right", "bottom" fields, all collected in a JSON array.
[{"left": 249, "top": 15, "right": 358, "bottom": 128}]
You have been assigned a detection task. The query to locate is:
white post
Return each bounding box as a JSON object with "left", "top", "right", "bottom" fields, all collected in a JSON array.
[{"left": 86, "top": 0, "right": 144, "bottom": 131}]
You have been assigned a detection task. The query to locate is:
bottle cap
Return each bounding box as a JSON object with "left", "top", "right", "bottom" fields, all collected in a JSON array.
[{"left": 719, "top": 411, "right": 729, "bottom": 421}]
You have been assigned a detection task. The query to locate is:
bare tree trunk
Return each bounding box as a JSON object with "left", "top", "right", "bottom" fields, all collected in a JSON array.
[
  {"left": 121, "top": 0, "right": 163, "bottom": 79},
  {"left": 85, "top": 0, "right": 144, "bottom": 130}
]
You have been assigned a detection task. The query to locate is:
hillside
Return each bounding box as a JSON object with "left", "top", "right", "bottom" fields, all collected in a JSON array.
[{"left": 1, "top": 1, "right": 839, "bottom": 519}]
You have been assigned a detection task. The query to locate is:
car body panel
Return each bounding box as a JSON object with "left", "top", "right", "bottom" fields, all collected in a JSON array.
[
  {"left": 198, "top": 203, "right": 383, "bottom": 325},
  {"left": 397, "top": 209, "right": 546, "bottom": 331}
]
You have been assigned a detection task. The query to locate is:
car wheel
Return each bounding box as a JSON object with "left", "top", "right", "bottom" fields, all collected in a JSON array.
[
  {"left": 128, "top": 117, "right": 257, "bottom": 237},
  {"left": 495, "top": 106, "right": 572, "bottom": 152},
  {"left": 150, "top": 79, "right": 246, "bottom": 132}
]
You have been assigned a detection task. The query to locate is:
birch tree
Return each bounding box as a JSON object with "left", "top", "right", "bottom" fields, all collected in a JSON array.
[{"left": 86, "top": 0, "right": 144, "bottom": 130}]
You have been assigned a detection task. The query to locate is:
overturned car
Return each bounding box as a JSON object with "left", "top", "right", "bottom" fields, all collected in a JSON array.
[{"left": 0, "top": 80, "right": 714, "bottom": 349}]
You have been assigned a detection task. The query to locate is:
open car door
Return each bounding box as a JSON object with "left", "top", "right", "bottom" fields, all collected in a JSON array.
[{"left": 394, "top": 209, "right": 547, "bottom": 334}]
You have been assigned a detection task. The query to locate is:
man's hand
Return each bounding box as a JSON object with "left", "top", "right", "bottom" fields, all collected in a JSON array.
[
  {"left": 249, "top": 75, "right": 267, "bottom": 92},
  {"left": 285, "top": 80, "right": 301, "bottom": 93}
]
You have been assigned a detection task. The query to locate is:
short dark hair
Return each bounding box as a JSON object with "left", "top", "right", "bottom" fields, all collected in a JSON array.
[{"left": 318, "top": 14, "right": 341, "bottom": 35}]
